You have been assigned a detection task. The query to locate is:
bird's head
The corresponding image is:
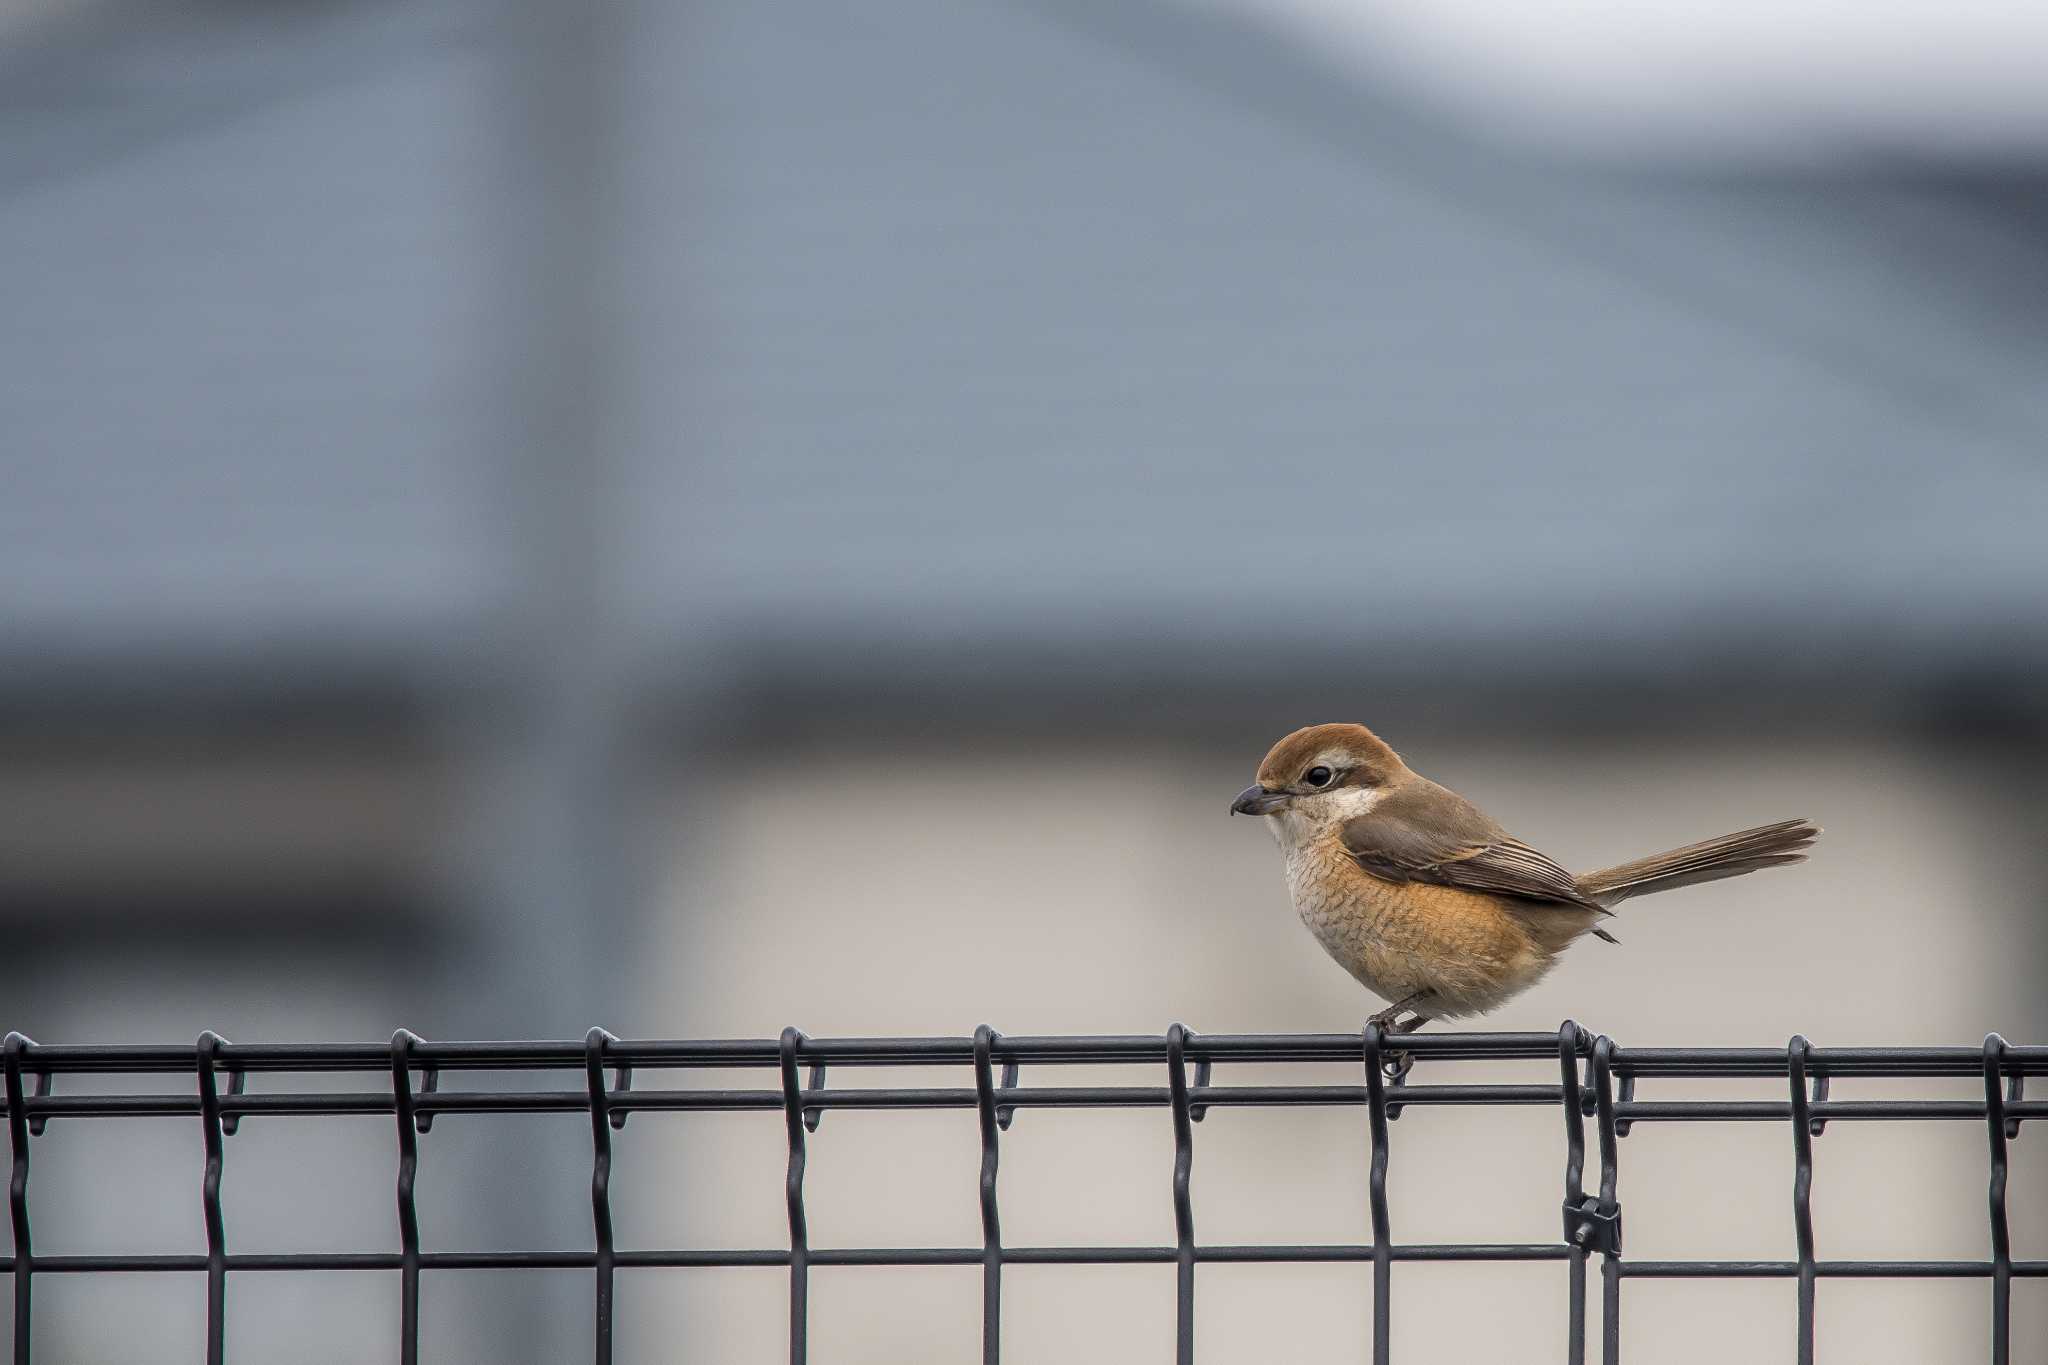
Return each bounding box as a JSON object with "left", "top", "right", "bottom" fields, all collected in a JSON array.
[{"left": 1231, "top": 722, "right": 1411, "bottom": 839}]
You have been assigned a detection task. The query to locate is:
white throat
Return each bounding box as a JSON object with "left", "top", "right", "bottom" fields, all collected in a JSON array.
[{"left": 1264, "top": 785, "right": 1385, "bottom": 851}]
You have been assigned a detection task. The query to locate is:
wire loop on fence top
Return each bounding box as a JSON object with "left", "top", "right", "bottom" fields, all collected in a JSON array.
[{"left": 1562, "top": 1041, "right": 1623, "bottom": 1251}]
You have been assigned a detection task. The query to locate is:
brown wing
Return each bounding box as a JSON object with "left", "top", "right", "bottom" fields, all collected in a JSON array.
[{"left": 1340, "top": 778, "right": 1604, "bottom": 912}]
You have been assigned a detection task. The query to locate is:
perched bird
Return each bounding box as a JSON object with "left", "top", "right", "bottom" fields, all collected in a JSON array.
[{"left": 1232, "top": 723, "right": 1817, "bottom": 1041}]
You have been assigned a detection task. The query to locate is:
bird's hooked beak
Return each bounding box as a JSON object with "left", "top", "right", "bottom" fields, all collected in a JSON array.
[{"left": 1231, "top": 785, "right": 1292, "bottom": 816}]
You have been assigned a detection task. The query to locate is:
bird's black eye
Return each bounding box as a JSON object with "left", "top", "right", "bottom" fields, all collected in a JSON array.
[{"left": 1303, "top": 766, "right": 1333, "bottom": 788}]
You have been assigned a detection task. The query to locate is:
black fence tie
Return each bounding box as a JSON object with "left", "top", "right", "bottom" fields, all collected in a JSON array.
[
  {"left": 219, "top": 1065, "right": 247, "bottom": 1138},
  {"left": 1166, "top": 1023, "right": 1197, "bottom": 1365},
  {"left": 2001, "top": 1059, "right": 2024, "bottom": 1141},
  {"left": 1983, "top": 1034, "right": 2012, "bottom": 1365},
  {"left": 196, "top": 1032, "right": 231, "bottom": 1365},
  {"left": 1188, "top": 1054, "right": 1213, "bottom": 1124},
  {"left": 779, "top": 1027, "right": 811, "bottom": 1365},
  {"left": 1613, "top": 1072, "right": 1636, "bottom": 1138},
  {"left": 1362, "top": 1023, "right": 1393, "bottom": 1365},
  {"left": 995, "top": 1055, "right": 1020, "bottom": 1132},
  {"left": 1806, "top": 1068, "right": 1830, "bottom": 1139},
  {"left": 1559, "top": 1021, "right": 1590, "bottom": 1365},
  {"left": 5, "top": 1032, "right": 34, "bottom": 1365},
  {"left": 971, "top": 1025, "right": 1005, "bottom": 1365},
  {"left": 803, "top": 1060, "right": 828, "bottom": 1134},
  {"left": 608, "top": 1053, "right": 633, "bottom": 1133},
  {"left": 1787, "top": 1035, "right": 1817, "bottom": 1365},
  {"left": 410, "top": 1061, "right": 441, "bottom": 1136},
  {"left": 586, "top": 1027, "right": 621, "bottom": 1365},
  {"left": 390, "top": 1029, "right": 426, "bottom": 1365},
  {"left": 23, "top": 1070, "right": 50, "bottom": 1142}
]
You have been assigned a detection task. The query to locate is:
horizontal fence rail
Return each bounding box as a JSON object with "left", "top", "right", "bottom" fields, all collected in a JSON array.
[{"left": 3, "top": 1025, "right": 2041, "bottom": 1364}]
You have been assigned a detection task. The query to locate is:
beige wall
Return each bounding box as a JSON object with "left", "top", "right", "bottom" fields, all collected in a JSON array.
[{"left": 629, "top": 736, "right": 2046, "bottom": 1362}]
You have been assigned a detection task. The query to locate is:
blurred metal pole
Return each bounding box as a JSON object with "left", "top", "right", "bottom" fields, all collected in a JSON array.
[
  {"left": 458, "top": 1, "right": 632, "bottom": 1037},
  {"left": 437, "top": 5, "right": 642, "bottom": 1360}
]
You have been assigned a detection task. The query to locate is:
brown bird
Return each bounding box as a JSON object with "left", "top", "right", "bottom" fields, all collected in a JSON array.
[{"left": 1232, "top": 723, "right": 1817, "bottom": 1044}]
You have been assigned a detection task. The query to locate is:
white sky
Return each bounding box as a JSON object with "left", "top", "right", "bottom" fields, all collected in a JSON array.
[{"left": 1212, "top": 0, "right": 2048, "bottom": 161}]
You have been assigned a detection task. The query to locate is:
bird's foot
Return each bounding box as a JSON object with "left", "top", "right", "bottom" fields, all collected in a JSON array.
[
  {"left": 1368, "top": 1004, "right": 1429, "bottom": 1081},
  {"left": 1368, "top": 1010, "right": 1433, "bottom": 1080}
]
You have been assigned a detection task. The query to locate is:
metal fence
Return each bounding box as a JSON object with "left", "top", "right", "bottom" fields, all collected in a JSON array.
[{"left": 4, "top": 1024, "right": 2041, "bottom": 1365}]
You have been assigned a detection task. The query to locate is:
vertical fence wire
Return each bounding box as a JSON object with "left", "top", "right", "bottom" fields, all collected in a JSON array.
[
  {"left": 585, "top": 1028, "right": 620, "bottom": 1365},
  {"left": 779, "top": 1028, "right": 811, "bottom": 1365},
  {"left": 4, "top": 1034, "right": 31, "bottom": 1365},
  {"left": 1165, "top": 1024, "right": 1197, "bottom": 1365},
  {"left": 1983, "top": 1034, "right": 2011, "bottom": 1365},
  {"left": 1589, "top": 1037, "right": 1622, "bottom": 1365},
  {"left": 195, "top": 1032, "right": 229, "bottom": 1365},
  {"left": 1558, "top": 1022, "right": 1589, "bottom": 1365},
  {"left": 1362, "top": 1024, "right": 1392, "bottom": 1365},
  {"left": 1786, "top": 1036, "right": 1817, "bottom": 1365},
  {"left": 972, "top": 1026, "right": 1005, "bottom": 1365},
  {"left": 390, "top": 1030, "right": 425, "bottom": 1365}
]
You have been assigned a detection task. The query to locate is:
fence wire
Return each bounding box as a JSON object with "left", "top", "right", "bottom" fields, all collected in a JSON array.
[{"left": 4, "top": 1024, "right": 2042, "bottom": 1364}]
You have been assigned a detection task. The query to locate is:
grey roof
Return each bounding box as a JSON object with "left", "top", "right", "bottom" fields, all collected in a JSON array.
[{"left": 5, "top": 0, "right": 2045, "bottom": 690}]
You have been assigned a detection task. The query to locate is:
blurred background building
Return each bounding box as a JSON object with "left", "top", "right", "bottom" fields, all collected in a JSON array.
[{"left": 3, "top": 0, "right": 2044, "bottom": 1360}]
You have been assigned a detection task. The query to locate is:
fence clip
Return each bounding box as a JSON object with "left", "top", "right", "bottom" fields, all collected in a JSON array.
[
  {"left": 1564, "top": 1196, "right": 1622, "bottom": 1255},
  {"left": 803, "top": 1059, "right": 828, "bottom": 1133},
  {"left": 27, "top": 1066, "right": 53, "bottom": 1138},
  {"left": 1189, "top": 1055, "right": 1213, "bottom": 1124},
  {"left": 996, "top": 1054, "right": 1020, "bottom": 1131}
]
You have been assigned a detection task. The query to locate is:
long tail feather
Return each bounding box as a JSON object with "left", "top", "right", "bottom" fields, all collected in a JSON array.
[{"left": 1576, "top": 818, "right": 1819, "bottom": 906}]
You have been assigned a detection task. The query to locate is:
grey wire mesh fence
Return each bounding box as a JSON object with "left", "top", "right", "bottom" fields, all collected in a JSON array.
[{"left": 4, "top": 1024, "right": 2042, "bottom": 1365}]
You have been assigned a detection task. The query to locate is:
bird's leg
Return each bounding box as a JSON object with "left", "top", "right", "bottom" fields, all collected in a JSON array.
[{"left": 1367, "top": 993, "right": 1428, "bottom": 1032}]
